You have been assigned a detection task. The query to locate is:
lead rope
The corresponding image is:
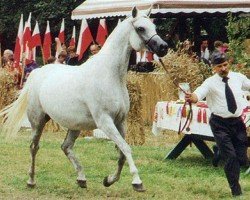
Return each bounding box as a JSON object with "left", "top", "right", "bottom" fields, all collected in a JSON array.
[{"left": 159, "top": 58, "right": 193, "bottom": 134}]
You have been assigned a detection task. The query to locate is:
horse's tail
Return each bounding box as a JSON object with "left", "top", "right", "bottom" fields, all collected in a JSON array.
[{"left": 0, "top": 72, "right": 34, "bottom": 139}]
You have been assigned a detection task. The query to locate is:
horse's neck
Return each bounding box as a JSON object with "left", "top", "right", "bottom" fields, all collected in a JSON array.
[{"left": 100, "top": 21, "right": 132, "bottom": 82}]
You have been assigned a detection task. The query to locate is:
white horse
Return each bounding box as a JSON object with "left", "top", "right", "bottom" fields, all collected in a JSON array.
[{"left": 0, "top": 7, "right": 168, "bottom": 192}]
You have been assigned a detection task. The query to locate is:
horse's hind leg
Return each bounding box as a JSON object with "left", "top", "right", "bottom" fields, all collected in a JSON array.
[
  {"left": 103, "top": 123, "right": 126, "bottom": 187},
  {"left": 61, "top": 130, "right": 86, "bottom": 188},
  {"left": 27, "top": 114, "right": 49, "bottom": 188}
]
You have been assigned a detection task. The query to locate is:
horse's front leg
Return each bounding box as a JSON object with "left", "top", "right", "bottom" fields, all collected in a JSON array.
[
  {"left": 61, "top": 130, "right": 87, "bottom": 188},
  {"left": 103, "top": 123, "right": 126, "bottom": 187},
  {"left": 99, "top": 117, "right": 145, "bottom": 192}
]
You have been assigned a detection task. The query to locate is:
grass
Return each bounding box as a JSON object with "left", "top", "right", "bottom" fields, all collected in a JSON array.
[{"left": 0, "top": 128, "right": 249, "bottom": 200}]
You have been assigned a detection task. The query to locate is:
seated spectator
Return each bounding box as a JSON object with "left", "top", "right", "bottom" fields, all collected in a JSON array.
[
  {"left": 66, "top": 46, "right": 80, "bottom": 66},
  {"left": 2, "top": 49, "right": 14, "bottom": 70},
  {"left": 90, "top": 44, "right": 101, "bottom": 55},
  {"left": 46, "top": 56, "right": 56, "bottom": 64},
  {"left": 213, "top": 40, "right": 224, "bottom": 54},
  {"left": 55, "top": 51, "right": 67, "bottom": 64},
  {"left": 22, "top": 59, "right": 39, "bottom": 86},
  {"left": 197, "top": 39, "right": 211, "bottom": 65}
]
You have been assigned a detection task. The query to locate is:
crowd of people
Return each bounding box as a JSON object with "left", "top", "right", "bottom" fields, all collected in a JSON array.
[{"left": 0, "top": 41, "right": 101, "bottom": 88}]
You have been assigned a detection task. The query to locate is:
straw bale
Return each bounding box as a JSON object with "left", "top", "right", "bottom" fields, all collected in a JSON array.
[
  {"left": 0, "top": 69, "right": 18, "bottom": 110},
  {"left": 153, "top": 50, "right": 212, "bottom": 91},
  {"left": 127, "top": 71, "right": 177, "bottom": 124},
  {"left": 126, "top": 80, "right": 145, "bottom": 145}
]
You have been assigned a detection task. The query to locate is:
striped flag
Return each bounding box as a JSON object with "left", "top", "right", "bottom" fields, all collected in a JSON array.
[
  {"left": 76, "top": 19, "right": 93, "bottom": 60},
  {"left": 43, "top": 21, "right": 52, "bottom": 62},
  {"left": 13, "top": 14, "right": 23, "bottom": 70},
  {"left": 96, "top": 19, "right": 108, "bottom": 46},
  {"left": 22, "top": 12, "right": 32, "bottom": 53},
  {"left": 58, "top": 18, "right": 65, "bottom": 44},
  {"left": 69, "top": 26, "right": 76, "bottom": 47},
  {"left": 29, "top": 21, "right": 42, "bottom": 61}
]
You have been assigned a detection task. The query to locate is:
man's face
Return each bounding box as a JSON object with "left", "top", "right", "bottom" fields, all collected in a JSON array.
[
  {"left": 201, "top": 40, "right": 208, "bottom": 48},
  {"left": 90, "top": 45, "right": 100, "bottom": 55},
  {"left": 213, "top": 61, "right": 230, "bottom": 77}
]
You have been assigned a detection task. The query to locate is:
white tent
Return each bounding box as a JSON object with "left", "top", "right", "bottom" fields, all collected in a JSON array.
[{"left": 72, "top": 0, "right": 250, "bottom": 19}]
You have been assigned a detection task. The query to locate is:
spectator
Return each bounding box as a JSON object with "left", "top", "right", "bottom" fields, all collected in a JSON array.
[
  {"left": 198, "top": 39, "right": 210, "bottom": 65},
  {"left": 66, "top": 46, "right": 80, "bottom": 66},
  {"left": 55, "top": 51, "right": 67, "bottom": 64},
  {"left": 213, "top": 40, "right": 224, "bottom": 54},
  {"left": 2, "top": 49, "right": 14, "bottom": 70},
  {"left": 46, "top": 56, "right": 56, "bottom": 64},
  {"left": 22, "top": 59, "right": 39, "bottom": 86},
  {"left": 185, "top": 52, "right": 250, "bottom": 197},
  {"left": 89, "top": 44, "right": 101, "bottom": 55}
]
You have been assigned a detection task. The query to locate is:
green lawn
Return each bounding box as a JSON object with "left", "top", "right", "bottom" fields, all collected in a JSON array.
[{"left": 0, "top": 128, "right": 249, "bottom": 200}]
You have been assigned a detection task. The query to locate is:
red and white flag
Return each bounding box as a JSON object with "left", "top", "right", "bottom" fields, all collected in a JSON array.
[
  {"left": 22, "top": 12, "right": 32, "bottom": 53},
  {"left": 58, "top": 18, "right": 65, "bottom": 44},
  {"left": 29, "top": 21, "right": 42, "bottom": 61},
  {"left": 13, "top": 14, "right": 23, "bottom": 70},
  {"left": 30, "top": 21, "right": 41, "bottom": 49},
  {"left": 76, "top": 19, "right": 94, "bottom": 60},
  {"left": 96, "top": 19, "right": 108, "bottom": 46},
  {"left": 69, "top": 26, "right": 76, "bottom": 47},
  {"left": 43, "top": 21, "right": 52, "bottom": 62}
]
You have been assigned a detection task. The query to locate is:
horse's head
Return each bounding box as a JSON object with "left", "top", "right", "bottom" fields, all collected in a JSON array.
[{"left": 129, "top": 7, "right": 168, "bottom": 57}]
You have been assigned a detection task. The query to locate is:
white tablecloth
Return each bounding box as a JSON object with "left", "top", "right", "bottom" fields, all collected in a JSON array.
[{"left": 152, "top": 101, "right": 250, "bottom": 137}]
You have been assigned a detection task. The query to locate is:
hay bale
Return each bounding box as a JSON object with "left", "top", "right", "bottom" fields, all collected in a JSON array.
[
  {"left": 127, "top": 72, "right": 177, "bottom": 124},
  {"left": 126, "top": 80, "right": 145, "bottom": 145},
  {"left": 0, "top": 69, "right": 18, "bottom": 110},
  {"left": 154, "top": 50, "right": 212, "bottom": 91}
]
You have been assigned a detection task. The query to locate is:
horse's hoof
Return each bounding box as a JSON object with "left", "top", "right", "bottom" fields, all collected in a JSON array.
[
  {"left": 103, "top": 176, "right": 112, "bottom": 187},
  {"left": 27, "top": 182, "right": 36, "bottom": 188},
  {"left": 77, "top": 180, "right": 87, "bottom": 188},
  {"left": 132, "top": 183, "right": 146, "bottom": 192}
]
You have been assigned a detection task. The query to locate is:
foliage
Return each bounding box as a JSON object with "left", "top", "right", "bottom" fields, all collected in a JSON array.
[
  {"left": 226, "top": 13, "right": 250, "bottom": 74},
  {"left": 1, "top": 129, "right": 250, "bottom": 199}
]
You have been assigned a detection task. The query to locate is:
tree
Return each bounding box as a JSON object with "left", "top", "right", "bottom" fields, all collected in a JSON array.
[{"left": 0, "top": 0, "right": 84, "bottom": 50}]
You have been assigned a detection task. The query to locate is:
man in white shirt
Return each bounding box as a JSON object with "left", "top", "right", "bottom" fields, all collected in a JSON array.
[{"left": 185, "top": 52, "right": 250, "bottom": 197}]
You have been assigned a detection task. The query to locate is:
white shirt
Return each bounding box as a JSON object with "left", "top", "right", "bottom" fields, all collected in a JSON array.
[
  {"left": 194, "top": 71, "right": 250, "bottom": 118},
  {"left": 201, "top": 48, "right": 210, "bottom": 60}
]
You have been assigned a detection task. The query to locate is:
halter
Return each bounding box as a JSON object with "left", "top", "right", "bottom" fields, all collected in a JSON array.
[{"left": 131, "top": 21, "right": 158, "bottom": 51}]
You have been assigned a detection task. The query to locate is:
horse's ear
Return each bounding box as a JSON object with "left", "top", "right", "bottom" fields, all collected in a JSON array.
[
  {"left": 132, "top": 6, "right": 138, "bottom": 18},
  {"left": 145, "top": 6, "right": 152, "bottom": 17}
]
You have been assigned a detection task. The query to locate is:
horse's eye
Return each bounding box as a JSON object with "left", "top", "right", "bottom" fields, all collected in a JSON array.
[{"left": 137, "top": 27, "right": 145, "bottom": 32}]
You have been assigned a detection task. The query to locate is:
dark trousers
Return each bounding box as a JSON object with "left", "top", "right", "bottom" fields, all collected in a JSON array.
[{"left": 209, "top": 114, "right": 248, "bottom": 195}]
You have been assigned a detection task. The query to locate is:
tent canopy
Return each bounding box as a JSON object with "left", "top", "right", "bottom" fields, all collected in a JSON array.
[{"left": 72, "top": 0, "right": 250, "bottom": 20}]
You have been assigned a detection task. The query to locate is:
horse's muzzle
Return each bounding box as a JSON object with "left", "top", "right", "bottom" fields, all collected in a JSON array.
[{"left": 147, "top": 35, "right": 168, "bottom": 57}]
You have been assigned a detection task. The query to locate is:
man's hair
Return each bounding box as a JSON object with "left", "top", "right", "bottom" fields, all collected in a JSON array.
[
  {"left": 67, "top": 46, "right": 76, "bottom": 53},
  {"left": 214, "top": 40, "right": 223, "bottom": 48},
  {"left": 211, "top": 52, "right": 227, "bottom": 66}
]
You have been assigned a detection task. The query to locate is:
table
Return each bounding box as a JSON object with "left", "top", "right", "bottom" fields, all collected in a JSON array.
[{"left": 152, "top": 101, "right": 250, "bottom": 159}]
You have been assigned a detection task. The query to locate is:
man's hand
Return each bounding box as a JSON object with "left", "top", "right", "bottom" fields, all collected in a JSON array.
[{"left": 185, "top": 92, "right": 198, "bottom": 103}]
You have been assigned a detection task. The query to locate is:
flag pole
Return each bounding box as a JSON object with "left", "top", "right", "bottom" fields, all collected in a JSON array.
[{"left": 19, "top": 46, "right": 26, "bottom": 88}]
